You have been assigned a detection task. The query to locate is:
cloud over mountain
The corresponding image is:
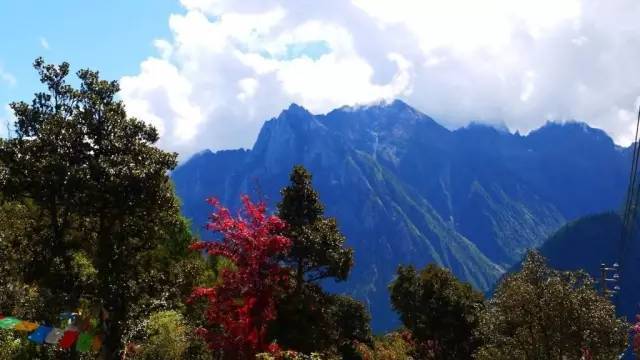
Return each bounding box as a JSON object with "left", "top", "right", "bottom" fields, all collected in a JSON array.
[{"left": 121, "top": 0, "right": 640, "bottom": 159}]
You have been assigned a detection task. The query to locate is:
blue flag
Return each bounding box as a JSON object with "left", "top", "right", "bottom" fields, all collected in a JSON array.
[{"left": 28, "top": 326, "right": 52, "bottom": 344}]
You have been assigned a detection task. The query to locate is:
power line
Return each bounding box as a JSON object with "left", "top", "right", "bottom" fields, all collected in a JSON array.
[
  {"left": 621, "top": 107, "right": 640, "bottom": 240},
  {"left": 616, "top": 104, "right": 640, "bottom": 304}
]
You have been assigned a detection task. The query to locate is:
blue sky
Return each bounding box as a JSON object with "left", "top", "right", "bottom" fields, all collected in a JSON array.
[
  {"left": 0, "top": 0, "right": 180, "bottom": 118},
  {"left": 1, "top": 0, "right": 640, "bottom": 160}
]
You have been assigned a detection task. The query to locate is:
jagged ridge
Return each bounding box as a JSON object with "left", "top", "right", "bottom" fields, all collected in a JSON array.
[{"left": 172, "top": 100, "right": 631, "bottom": 331}]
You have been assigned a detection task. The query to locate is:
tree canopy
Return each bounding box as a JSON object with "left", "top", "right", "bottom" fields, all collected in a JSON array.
[
  {"left": 190, "top": 196, "right": 291, "bottom": 359},
  {"left": 277, "top": 165, "right": 353, "bottom": 286},
  {"left": 475, "top": 251, "right": 628, "bottom": 360},
  {"left": 389, "top": 263, "right": 484, "bottom": 359},
  {"left": 0, "top": 58, "right": 209, "bottom": 359},
  {"left": 267, "top": 165, "right": 370, "bottom": 357}
]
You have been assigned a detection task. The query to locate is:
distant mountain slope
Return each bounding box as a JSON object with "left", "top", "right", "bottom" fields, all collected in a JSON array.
[
  {"left": 171, "top": 100, "right": 631, "bottom": 331},
  {"left": 537, "top": 213, "right": 640, "bottom": 322}
]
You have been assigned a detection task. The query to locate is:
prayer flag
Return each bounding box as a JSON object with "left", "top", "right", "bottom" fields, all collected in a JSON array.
[
  {"left": 44, "top": 328, "right": 64, "bottom": 344},
  {"left": 75, "top": 333, "right": 93, "bottom": 352},
  {"left": 92, "top": 335, "right": 103, "bottom": 352},
  {"left": 59, "top": 312, "right": 73, "bottom": 320},
  {"left": 58, "top": 327, "right": 79, "bottom": 349},
  {"left": 14, "top": 321, "right": 39, "bottom": 332},
  {"left": 0, "top": 317, "right": 20, "bottom": 329},
  {"left": 28, "top": 326, "right": 52, "bottom": 344}
]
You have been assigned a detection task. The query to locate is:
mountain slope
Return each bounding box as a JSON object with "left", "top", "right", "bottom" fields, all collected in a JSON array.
[
  {"left": 538, "top": 212, "right": 640, "bottom": 322},
  {"left": 171, "top": 100, "right": 631, "bottom": 331}
]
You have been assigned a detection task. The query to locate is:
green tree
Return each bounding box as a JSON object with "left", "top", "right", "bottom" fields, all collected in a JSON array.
[
  {"left": 389, "top": 263, "right": 484, "bottom": 359},
  {"left": 330, "top": 294, "right": 373, "bottom": 359},
  {"left": 0, "top": 59, "right": 210, "bottom": 359},
  {"left": 354, "top": 331, "right": 413, "bottom": 360},
  {"left": 269, "top": 283, "right": 372, "bottom": 357},
  {"left": 277, "top": 165, "right": 353, "bottom": 289},
  {"left": 475, "top": 251, "right": 627, "bottom": 360},
  {"left": 127, "top": 310, "right": 210, "bottom": 360},
  {"left": 268, "top": 165, "right": 369, "bottom": 357}
]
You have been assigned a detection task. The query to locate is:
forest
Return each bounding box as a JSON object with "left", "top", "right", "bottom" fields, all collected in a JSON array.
[{"left": 0, "top": 60, "right": 635, "bottom": 359}]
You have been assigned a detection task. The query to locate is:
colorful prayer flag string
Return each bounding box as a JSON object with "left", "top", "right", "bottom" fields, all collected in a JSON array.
[{"left": 0, "top": 314, "right": 102, "bottom": 352}]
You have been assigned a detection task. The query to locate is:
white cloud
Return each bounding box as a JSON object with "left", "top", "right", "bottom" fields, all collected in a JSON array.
[
  {"left": 0, "top": 104, "right": 15, "bottom": 138},
  {"left": 40, "top": 37, "right": 50, "bottom": 50},
  {"left": 0, "top": 65, "right": 16, "bottom": 87},
  {"left": 519, "top": 71, "right": 536, "bottom": 102},
  {"left": 120, "top": 58, "right": 203, "bottom": 144},
  {"left": 153, "top": 39, "right": 173, "bottom": 60},
  {"left": 121, "top": 0, "right": 640, "bottom": 159},
  {"left": 237, "top": 77, "right": 258, "bottom": 101}
]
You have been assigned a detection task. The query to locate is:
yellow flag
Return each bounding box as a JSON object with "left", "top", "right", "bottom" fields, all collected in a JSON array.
[{"left": 14, "top": 321, "right": 39, "bottom": 332}]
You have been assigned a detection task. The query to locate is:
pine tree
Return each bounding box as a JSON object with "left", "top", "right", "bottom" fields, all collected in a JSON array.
[
  {"left": 269, "top": 165, "right": 370, "bottom": 356},
  {"left": 277, "top": 165, "right": 353, "bottom": 289}
]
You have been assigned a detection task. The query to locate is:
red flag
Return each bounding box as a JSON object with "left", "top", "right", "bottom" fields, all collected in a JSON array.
[{"left": 58, "top": 328, "right": 80, "bottom": 349}]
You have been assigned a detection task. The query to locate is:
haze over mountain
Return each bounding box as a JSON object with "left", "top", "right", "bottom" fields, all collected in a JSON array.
[{"left": 172, "top": 100, "right": 632, "bottom": 331}]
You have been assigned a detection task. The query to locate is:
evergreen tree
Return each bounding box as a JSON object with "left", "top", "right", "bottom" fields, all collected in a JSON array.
[
  {"left": 277, "top": 165, "right": 353, "bottom": 289},
  {"left": 0, "top": 58, "right": 209, "bottom": 359},
  {"left": 389, "top": 263, "right": 484, "bottom": 359},
  {"left": 269, "top": 165, "right": 370, "bottom": 357}
]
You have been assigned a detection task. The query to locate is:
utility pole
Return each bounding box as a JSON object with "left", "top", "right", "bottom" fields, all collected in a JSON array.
[{"left": 599, "top": 262, "right": 620, "bottom": 297}]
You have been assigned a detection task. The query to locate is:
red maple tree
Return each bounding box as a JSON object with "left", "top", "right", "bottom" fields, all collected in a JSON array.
[{"left": 190, "top": 195, "right": 291, "bottom": 359}]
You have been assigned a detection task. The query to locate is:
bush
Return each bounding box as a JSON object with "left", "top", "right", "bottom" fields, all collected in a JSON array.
[
  {"left": 354, "top": 331, "right": 414, "bottom": 359},
  {"left": 132, "top": 310, "right": 193, "bottom": 360}
]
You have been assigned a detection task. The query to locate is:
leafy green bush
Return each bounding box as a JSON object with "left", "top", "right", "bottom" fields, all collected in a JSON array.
[
  {"left": 126, "top": 310, "right": 209, "bottom": 360},
  {"left": 353, "top": 331, "right": 414, "bottom": 359}
]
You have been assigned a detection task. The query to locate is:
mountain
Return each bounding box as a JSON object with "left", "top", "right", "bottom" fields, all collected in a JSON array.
[
  {"left": 171, "top": 100, "right": 631, "bottom": 331},
  {"left": 537, "top": 212, "right": 640, "bottom": 323}
]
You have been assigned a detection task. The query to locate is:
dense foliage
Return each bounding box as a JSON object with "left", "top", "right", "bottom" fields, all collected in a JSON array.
[
  {"left": 537, "top": 212, "right": 640, "bottom": 325},
  {"left": 190, "top": 196, "right": 291, "bottom": 359},
  {"left": 0, "top": 59, "right": 210, "bottom": 359},
  {"left": 389, "top": 264, "right": 484, "bottom": 359},
  {"left": 128, "top": 311, "right": 188, "bottom": 360},
  {"left": 277, "top": 165, "right": 354, "bottom": 287},
  {"left": 0, "top": 59, "right": 633, "bottom": 360},
  {"left": 121, "top": 309, "right": 211, "bottom": 360},
  {"left": 353, "top": 331, "right": 414, "bottom": 359},
  {"left": 268, "top": 165, "right": 371, "bottom": 357},
  {"left": 475, "top": 251, "right": 628, "bottom": 359}
]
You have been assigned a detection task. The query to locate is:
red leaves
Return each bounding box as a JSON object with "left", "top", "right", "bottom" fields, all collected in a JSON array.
[
  {"left": 633, "top": 315, "right": 640, "bottom": 359},
  {"left": 190, "top": 195, "right": 291, "bottom": 359}
]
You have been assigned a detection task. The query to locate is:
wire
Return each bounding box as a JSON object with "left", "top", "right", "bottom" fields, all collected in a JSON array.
[
  {"left": 621, "top": 108, "right": 640, "bottom": 237},
  {"left": 616, "top": 104, "right": 640, "bottom": 304}
]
